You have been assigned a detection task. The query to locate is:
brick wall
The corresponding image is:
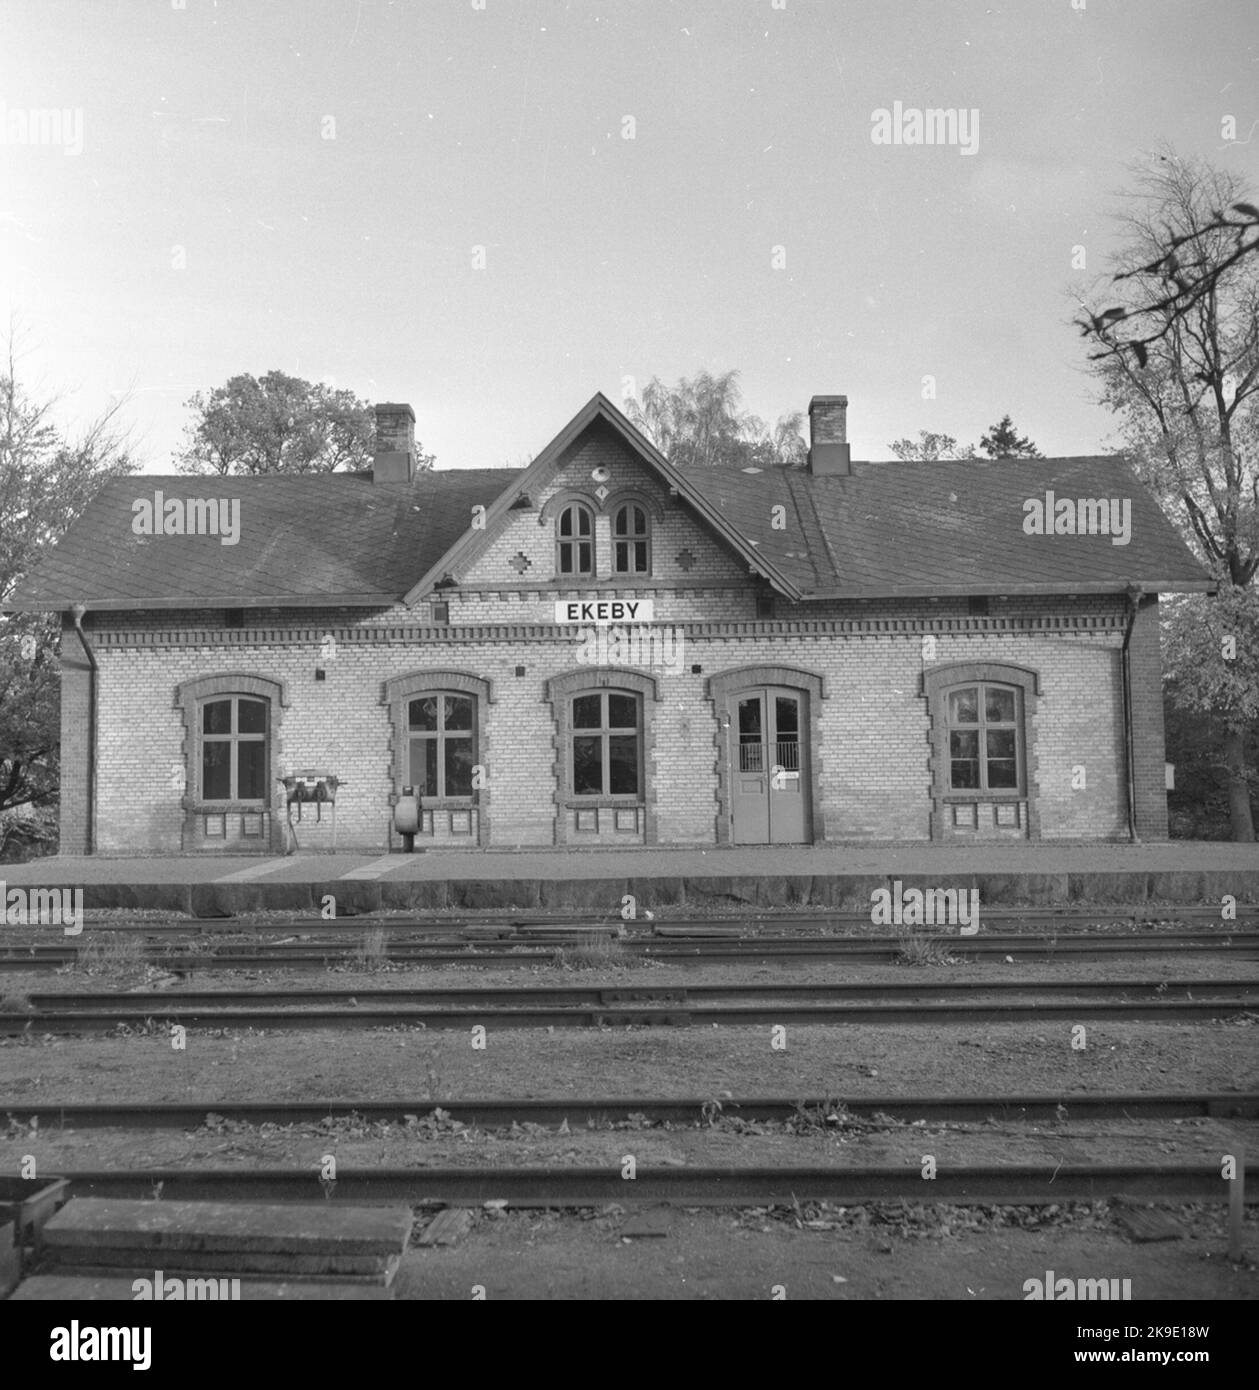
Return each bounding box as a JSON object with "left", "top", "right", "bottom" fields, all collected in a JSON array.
[{"left": 79, "top": 607, "right": 1138, "bottom": 853}]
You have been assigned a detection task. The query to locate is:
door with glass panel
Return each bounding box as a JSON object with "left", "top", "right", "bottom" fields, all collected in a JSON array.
[{"left": 731, "top": 687, "right": 809, "bottom": 844}]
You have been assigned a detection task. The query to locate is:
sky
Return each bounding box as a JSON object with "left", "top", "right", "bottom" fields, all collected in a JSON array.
[{"left": 1, "top": 0, "right": 1256, "bottom": 473}]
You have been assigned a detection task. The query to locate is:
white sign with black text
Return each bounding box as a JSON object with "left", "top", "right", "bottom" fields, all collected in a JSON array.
[{"left": 554, "top": 600, "right": 655, "bottom": 625}]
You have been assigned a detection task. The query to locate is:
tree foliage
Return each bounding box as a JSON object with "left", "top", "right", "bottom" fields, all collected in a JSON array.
[
  {"left": 625, "top": 370, "right": 807, "bottom": 469},
  {"left": 888, "top": 418, "right": 1039, "bottom": 461},
  {"left": 1076, "top": 151, "right": 1259, "bottom": 368},
  {"left": 1082, "top": 150, "right": 1259, "bottom": 839},
  {"left": 0, "top": 335, "right": 136, "bottom": 849},
  {"left": 977, "top": 414, "right": 1042, "bottom": 458},
  {"left": 888, "top": 431, "right": 976, "bottom": 461},
  {"left": 175, "top": 371, "right": 424, "bottom": 475},
  {"left": 1163, "top": 588, "right": 1259, "bottom": 840}
]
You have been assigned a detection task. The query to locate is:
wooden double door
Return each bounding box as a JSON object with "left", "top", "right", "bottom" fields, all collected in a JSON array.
[{"left": 731, "top": 686, "right": 811, "bottom": 844}]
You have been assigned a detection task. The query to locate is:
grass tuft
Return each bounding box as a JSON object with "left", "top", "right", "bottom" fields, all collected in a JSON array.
[
  {"left": 352, "top": 926, "right": 390, "bottom": 972},
  {"left": 893, "top": 932, "right": 955, "bottom": 967},
  {"left": 75, "top": 932, "right": 148, "bottom": 979},
  {"left": 556, "top": 934, "right": 634, "bottom": 972}
]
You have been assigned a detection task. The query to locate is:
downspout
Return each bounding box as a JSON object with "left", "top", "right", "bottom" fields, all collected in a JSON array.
[
  {"left": 1120, "top": 585, "right": 1143, "bottom": 844},
  {"left": 69, "top": 603, "right": 97, "bottom": 854}
]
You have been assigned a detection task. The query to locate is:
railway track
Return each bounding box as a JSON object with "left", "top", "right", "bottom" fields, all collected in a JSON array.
[
  {"left": 4, "top": 1091, "right": 1257, "bottom": 1129},
  {"left": 2, "top": 931, "right": 1255, "bottom": 973},
  {"left": 35, "top": 1163, "right": 1259, "bottom": 1207}
]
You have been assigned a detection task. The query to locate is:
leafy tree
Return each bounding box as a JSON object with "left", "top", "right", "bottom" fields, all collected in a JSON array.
[
  {"left": 1077, "top": 145, "right": 1259, "bottom": 368},
  {"left": 752, "top": 408, "right": 809, "bottom": 469},
  {"left": 1162, "top": 588, "right": 1259, "bottom": 838},
  {"left": 0, "top": 333, "right": 136, "bottom": 855},
  {"left": 977, "top": 415, "right": 1042, "bottom": 459},
  {"left": 889, "top": 431, "right": 976, "bottom": 462},
  {"left": 175, "top": 371, "right": 427, "bottom": 475},
  {"left": 625, "top": 370, "right": 806, "bottom": 468},
  {"left": 1082, "top": 151, "right": 1259, "bottom": 840}
]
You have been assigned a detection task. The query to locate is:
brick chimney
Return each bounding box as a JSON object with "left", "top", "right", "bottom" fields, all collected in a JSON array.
[
  {"left": 808, "top": 395, "right": 850, "bottom": 476},
  {"left": 374, "top": 403, "right": 416, "bottom": 483}
]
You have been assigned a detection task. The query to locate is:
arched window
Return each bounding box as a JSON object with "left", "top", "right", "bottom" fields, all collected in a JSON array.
[
  {"left": 612, "top": 503, "right": 650, "bottom": 574},
  {"left": 571, "top": 690, "right": 641, "bottom": 797},
  {"left": 921, "top": 661, "right": 1040, "bottom": 841},
  {"left": 407, "top": 692, "right": 477, "bottom": 797},
  {"left": 200, "top": 695, "right": 269, "bottom": 802},
  {"left": 944, "top": 682, "right": 1022, "bottom": 792},
  {"left": 175, "top": 672, "right": 288, "bottom": 851},
  {"left": 557, "top": 502, "right": 594, "bottom": 576}
]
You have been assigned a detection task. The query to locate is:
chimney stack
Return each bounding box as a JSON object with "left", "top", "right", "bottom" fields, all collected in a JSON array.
[
  {"left": 808, "top": 395, "right": 851, "bottom": 476},
  {"left": 374, "top": 403, "right": 417, "bottom": 483}
]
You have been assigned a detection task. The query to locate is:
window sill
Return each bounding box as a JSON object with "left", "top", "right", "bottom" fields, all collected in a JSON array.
[
  {"left": 943, "top": 792, "right": 1025, "bottom": 802},
  {"left": 551, "top": 578, "right": 654, "bottom": 587},
  {"left": 563, "top": 796, "right": 643, "bottom": 809},
  {"left": 184, "top": 800, "right": 270, "bottom": 813},
  {"left": 406, "top": 796, "right": 477, "bottom": 810}
]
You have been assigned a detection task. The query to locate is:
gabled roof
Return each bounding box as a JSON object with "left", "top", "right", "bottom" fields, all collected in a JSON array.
[
  {"left": 3, "top": 394, "right": 1213, "bottom": 614},
  {"left": 401, "top": 392, "right": 790, "bottom": 602}
]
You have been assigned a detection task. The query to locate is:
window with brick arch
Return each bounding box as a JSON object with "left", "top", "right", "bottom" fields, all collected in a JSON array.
[
  {"left": 612, "top": 503, "right": 650, "bottom": 574},
  {"left": 557, "top": 502, "right": 594, "bottom": 576},
  {"left": 200, "top": 696, "right": 268, "bottom": 802},
  {"left": 571, "top": 690, "right": 641, "bottom": 796},
  {"left": 408, "top": 693, "right": 476, "bottom": 797},
  {"left": 945, "top": 682, "right": 1022, "bottom": 792}
]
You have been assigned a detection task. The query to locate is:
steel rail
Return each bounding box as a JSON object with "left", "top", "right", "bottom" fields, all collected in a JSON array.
[
  {"left": 9, "top": 922, "right": 1256, "bottom": 945},
  {"left": 6, "top": 998, "right": 1257, "bottom": 1032},
  {"left": 4, "top": 1092, "right": 1257, "bottom": 1130},
  {"left": 2, "top": 933, "right": 1256, "bottom": 975},
  {"left": 44, "top": 1163, "right": 1259, "bottom": 1206},
  {"left": 23, "top": 978, "right": 1259, "bottom": 1010},
  {"left": 48, "top": 904, "right": 1259, "bottom": 933}
]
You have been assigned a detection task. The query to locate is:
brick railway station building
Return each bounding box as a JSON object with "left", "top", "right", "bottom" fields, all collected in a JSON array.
[{"left": 7, "top": 393, "right": 1210, "bottom": 855}]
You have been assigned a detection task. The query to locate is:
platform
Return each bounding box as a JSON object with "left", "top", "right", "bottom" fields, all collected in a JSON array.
[{"left": 0, "top": 843, "right": 1255, "bottom": 914}]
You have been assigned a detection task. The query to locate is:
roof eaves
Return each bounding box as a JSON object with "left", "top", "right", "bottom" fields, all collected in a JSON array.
[
  {"left": 2, "top": 592, "right": 402, "bottom": 614},
  {"left": 801, "top": 578, "right": 1218, "bottom": 599}
]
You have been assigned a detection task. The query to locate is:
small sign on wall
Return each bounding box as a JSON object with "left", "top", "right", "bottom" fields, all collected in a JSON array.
[
  {"left": 1165, "top": 763, "right": 1175, "bottom": 790},
  {"left": 554, "top": 599, "right": 654, "bottom": 625}
]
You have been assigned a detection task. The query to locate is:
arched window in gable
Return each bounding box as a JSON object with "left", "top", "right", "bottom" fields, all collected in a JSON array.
[
  {"left": 557, "top": 502, "right": 595, "bottom": 576},
  {"left": 612, "top": 503, "right": 650, "bottom": 575}
]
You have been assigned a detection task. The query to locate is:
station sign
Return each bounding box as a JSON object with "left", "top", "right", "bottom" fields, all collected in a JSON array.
[{"left": 554, "top": 600, "right": 654, "bottom": 625}]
